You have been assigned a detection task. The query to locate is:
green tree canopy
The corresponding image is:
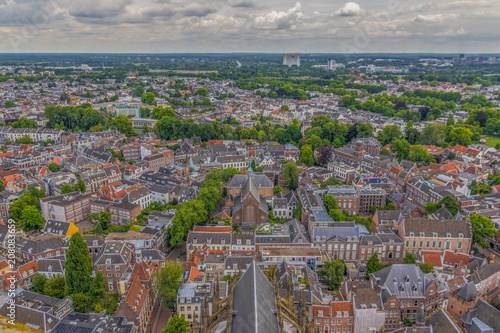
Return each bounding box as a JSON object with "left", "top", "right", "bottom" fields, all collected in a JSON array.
[
  {"left": 110, "top": 115, "right": 138, "bottom": 137},
  {"left": 300, "top": 144, "right": 315, "bottom": 166},
  {"left": 48, "top": 162, "right": 60, "bottom": 172},
  {"left": 43, "top": 275, "right": 66, "bottom": 299},
  {"left": 323, "top": 194, "right": 338, "bottom": 212},
  {"left": 21, "top": 205, "right": 44, "bottom": 231},
  {"left": 162, "top": 314, "right": 190, "bottom": 333},
  {"left": 155, "top": 261, "right": 184, "bottom": 309},
  {"left": 283, "top": 162, "right": 299, "bottom": 190},
  {"left": 318, "top": 260, "right": 345, "bottom": 291},
  {"left": 470, "top": 214, "right": 498, "bottom": 248},
  {"left": 65, "top": 232, "right": 93, "bottom": 294},
  {"left": 403, "top": 252, "right": 417, "bottom": 264}
]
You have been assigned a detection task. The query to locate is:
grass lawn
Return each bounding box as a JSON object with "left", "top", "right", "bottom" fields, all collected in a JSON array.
[{"left": 482, "top": 136, "right": 500, "bottom": 147}]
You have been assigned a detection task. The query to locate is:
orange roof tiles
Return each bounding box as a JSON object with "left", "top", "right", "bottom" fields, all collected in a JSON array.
[
  {"left": 421, "top": 251, "right": 443, "bottom": 267},
  {"left": 443, "top": 250, "right": 470, "bottom": 267},
  {"left": 331, "top": 301, "right": 354, "bottom": 316},
  {"left": 188, "top": 266, "right": 203, "bottom": 282}
]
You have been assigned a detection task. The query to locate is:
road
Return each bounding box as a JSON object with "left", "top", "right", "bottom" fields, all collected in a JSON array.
[{"left": 147, "top": 244, "right": 186, "bottom": 332}]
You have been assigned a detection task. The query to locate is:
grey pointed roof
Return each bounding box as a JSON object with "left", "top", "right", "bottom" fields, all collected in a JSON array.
[
  {"left": 425, "top": 308, "right": 461, "bottom": 333},
  {"left": 456, "top": 281, "right": 478, "bottom": 302},
  {"left": 231, "top": 261, "right": 279, "bottom": 333}
]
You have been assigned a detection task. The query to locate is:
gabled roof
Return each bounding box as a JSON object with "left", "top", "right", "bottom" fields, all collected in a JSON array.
[{"left": 231, "top": 261, "right": 279, "bottom": 333}]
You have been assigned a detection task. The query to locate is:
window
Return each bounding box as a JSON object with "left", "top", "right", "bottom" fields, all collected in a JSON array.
[{"left": 458, "top": 242, "right": 462, "bottom": 249}]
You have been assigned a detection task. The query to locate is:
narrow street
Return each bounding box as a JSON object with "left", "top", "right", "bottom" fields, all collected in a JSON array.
[{"left": 147, "top": 243, "right": 187, "bottom": 332}]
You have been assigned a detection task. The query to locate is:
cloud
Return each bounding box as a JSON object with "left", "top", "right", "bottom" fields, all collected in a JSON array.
[
  {"left": 434, "top": 28, "right": 466, "bottom": 36},
  {"left": 254, "top": 2, "right": 303, "bottom": 30},
  {"left": 414, "top": 14, "right": 458, "bottom": 23},
  {"left": 335, "top": 2, "right": 362, "bottom": 17},
  {"left": 68, "top": 0, "right": 133, "bottom": 18}
]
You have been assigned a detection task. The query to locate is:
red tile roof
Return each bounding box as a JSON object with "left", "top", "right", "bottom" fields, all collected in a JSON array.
[
  {"left": 443, "top": 250, "right": 470, "bottom": 267},
  {"left": 421, "top": 251, "right": 443, "bottom": 267}
]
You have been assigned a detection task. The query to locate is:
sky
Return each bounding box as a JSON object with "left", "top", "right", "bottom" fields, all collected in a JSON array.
[{"left": 0, "top": 0, "right": 499, "bottom": 53}]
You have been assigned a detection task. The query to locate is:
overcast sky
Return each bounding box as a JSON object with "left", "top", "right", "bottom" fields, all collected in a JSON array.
[{"left": 0, "top": 0, "right": 499, "bottom": 53}]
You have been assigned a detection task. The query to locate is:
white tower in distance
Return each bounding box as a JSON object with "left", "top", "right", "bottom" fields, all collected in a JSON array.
[{"left": 283, "top": 54, "right": 301, "bottom": 67}]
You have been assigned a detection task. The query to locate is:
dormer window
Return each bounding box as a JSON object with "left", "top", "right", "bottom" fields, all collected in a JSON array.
[
  {"left": 419, "top": 232, "right": 425, "bottom": 237},
  {"left": 459, "top": 233, "right": 464, "bottom": 238},
  {"left": 207, "top": 238, "right": 212, "bottom": 244},
  {"left": 446, "top": 233, "right": 451, "bottom": 238},
  {"left": 409, "top": 232, "right": 414, "bottom": 237},
  {"left": 432, "top": 232, "right": 438, "bottom": 238}
]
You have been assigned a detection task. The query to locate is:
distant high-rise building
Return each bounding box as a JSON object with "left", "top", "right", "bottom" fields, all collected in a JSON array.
[
  {"left": 283, "top": 53, "right": 301, "bottom": 67},
  {"left": 327, "top": 59, "right": 335, "bottom": 71}
]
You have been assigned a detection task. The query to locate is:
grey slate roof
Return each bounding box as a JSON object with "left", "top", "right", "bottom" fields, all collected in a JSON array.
[
  {"left": 456, "top": 281, "right": 478, "bottom": 302},
  {"left": 372, "top": 264, "right": 435, "bottom": 299},
  {"left": 231, "top": 261, "right": 279, "bottom": 333},
  {"left": 461, "top": 299, "right": 500, "bottom": 333},
  {"left": 425, "top": 308, "right": 461, "bottom": 333}
]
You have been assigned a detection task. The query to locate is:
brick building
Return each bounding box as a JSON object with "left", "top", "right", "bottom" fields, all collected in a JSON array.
[
  {"left": 396, "top": 218, "right": 472, "bottom": 255},
  {"left": 40, "top": 191, "right": 90, "bottom": 223}
]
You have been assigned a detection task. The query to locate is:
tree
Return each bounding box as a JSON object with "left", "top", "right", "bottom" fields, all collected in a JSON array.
[
  {"left": 32, "top": 273, "right": 48, "bottom": 293},
  {"left": 305, "top": 135, "right": 322, "bottom": 150},
  {"left": 162, "top": 314, "right": 190, "bottom": 333},
  {"left": 48, "top": 162, "right": 60, "bottom": 173},
  {"left": 438, "top": 195, "right": 459, "bottom": 216},
  {"left": 60, "top": 184, "right": 73, "bottom": 194},
  {"left": 356, "top": 123, "right": 374, "bottom": 138},
  {"left": 43, "top": 275, "right": 66, "bottom": 298},
  {"left": 403, "top": 252, "right": 417, "bottom": 264},
  {"left": 366, "top": 253, "right": 385, "bottom": 278},
  {"left": 152, "top": 106, "right": 175, "bottom": 120},
  {"left": 320, "top": 177, "right": 344, "bottom": 188},
  {"left": 470, "top": 214, "right": 498, "bottom": 248},
  {"left": 71, "top": 293, "right": 89, "bottom": 313},
  {"left": 446, "top": 115, "right": 455, "bottom": 126},
  {"left": 419, "top": 263, "right": 435, "bottom": 274},
  {"left": 470, "top": 183, "right": 492, "bottom": 195},
  {"left": 90, "top": 211, "right": 112, "bottom": 230},
  {"left": 390, "top": 138, "right": 410, "bottom": 160},
  {"left": 110, "top": 115, "right": 138, "bottom": 137},
  {"left": 447, "top": 127, "right": 473, "bottom": 146},
  {"left": 88, "top": 270, "right": 106, "bottom": 302},
  {"left": 195, "top": 87, "right": 208, "bottom": 96},
  {"left": 274, "top": 185, "right": 284, "bottom": 195},
  {"left": 316, "top": 143, "right": 333, "bottom": 166},
  {"left": 301, "top": 145, "right": 315, "bottom": 166},
  {"left": 250, "top": 159, "right": 257, "bottom": 171},
  {"left": 318, "top": 260, "right": 345, "bottom": 291},
  {"left": 281, "top": 104, "right": 289, "bottom": 111},
  {"left": 142, "top": 123, "right": 149, "bottom": 133},
  {"left": 0, "top": 179, "right": 4, "bottom": 192},
  {"left": 73, "top": 179, "right": 86, "bottom": 194},
  {"left": 11, "top": 117, "right": 38, "bottom": 129},
  {"left": 21, "top": 206, "right": 44, "bottom": 231},
  {"left": 323, "top": 195, "right": 338, "bottom": 212},
  {"left": 377, "top": 125, "right": 403, "bottom": 146},
  {"left": 369, "top": 205, "right": 377, "bottom": 214},
  {"left": 15, "top": 135, "right": 35, "bottom": 144},
  {"left": 4, "top": 101, "right": 16, "bottom": 108},
  {"left": 141, "top": 92, "right": 156, "bottom": 106},
  {"left": 409, "top": 145, "right": 434, "bottom": 164},
  {"left": 65, "top": 233, "right": 93, "bottom": 295},
  {"left": 155, "top": 261, "right": 184, "bottom": 309},
  {"left": 283, "top": 162, "right": 299, "bottom": 190}
]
